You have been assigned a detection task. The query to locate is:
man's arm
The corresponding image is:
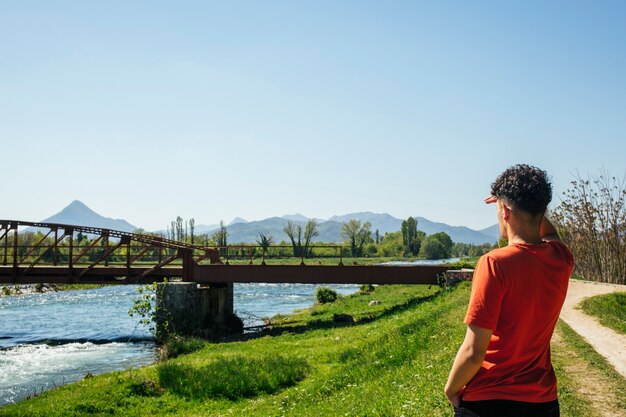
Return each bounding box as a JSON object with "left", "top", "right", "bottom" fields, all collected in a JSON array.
[
  {"left": 540, "top": 214, "right": 561, "bottom": 241},
  {"left": 485, "top": 196, "right": 561, "bottom": 242},
  {"left": 444, "top": 324, "right": 492, "bottom": 408}
]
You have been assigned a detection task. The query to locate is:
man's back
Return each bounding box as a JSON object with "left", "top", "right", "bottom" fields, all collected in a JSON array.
[{"left": 462, "top": 240, "right": 574, "bottom": 402}]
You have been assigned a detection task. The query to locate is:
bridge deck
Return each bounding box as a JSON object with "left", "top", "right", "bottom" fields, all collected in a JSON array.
[{"left": 0, "top": 264, "right": 448, "bottom": 285}]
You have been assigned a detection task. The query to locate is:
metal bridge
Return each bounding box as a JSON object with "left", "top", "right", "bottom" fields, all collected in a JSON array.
[{"left": 0, "top": 220, "right": 449, "bottom": 286}]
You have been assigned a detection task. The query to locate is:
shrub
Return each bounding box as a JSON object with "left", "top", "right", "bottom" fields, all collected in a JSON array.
[
  {"left": 359, "top": 284, "right": 375, "bottom": 293},
  {"left": 552, "top": 170, "right": 625, "bottom": 284},
  {"left": 316, "top": 287, "right": 339, "bottom": 304}
]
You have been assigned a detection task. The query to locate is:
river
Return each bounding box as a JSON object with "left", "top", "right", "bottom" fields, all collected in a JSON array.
[{"left": 0, "top": 282, "right": 361, "bottom": 406}]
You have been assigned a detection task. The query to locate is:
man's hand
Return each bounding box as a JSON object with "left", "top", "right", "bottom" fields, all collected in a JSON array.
[
  {"left": 444, "top": 325, "right": 492, "bottom": 411},
  {"left": 445, "top": 391, "right": 461, "bottom": 408},
  {"left": 484, "top": 195, "right": 497, "bottom": 204}
]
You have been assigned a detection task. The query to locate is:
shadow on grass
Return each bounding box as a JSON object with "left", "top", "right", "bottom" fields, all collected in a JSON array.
[{"left": 225, "top": 288, "right": 445, "bottom": 343}]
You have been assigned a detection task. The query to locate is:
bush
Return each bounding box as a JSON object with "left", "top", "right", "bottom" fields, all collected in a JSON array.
[
  {"left": 316, "top": 287, "right": 339, "bottom": 304},
  {"left": 552, "top": 171, "right": 626, "bottom": 284},
  {"left": 359, "top": 284, "right": 375, "bottom": 293}
]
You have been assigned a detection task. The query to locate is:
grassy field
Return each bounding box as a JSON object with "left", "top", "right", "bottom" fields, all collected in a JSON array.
[
  {"left": 579, "top": 292, "right": 626, "bottom": 335},
  {"left": 1, "top": 281, "right": 623, "bottom": 417}
]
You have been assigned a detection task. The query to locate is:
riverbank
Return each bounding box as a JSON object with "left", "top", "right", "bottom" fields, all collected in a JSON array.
[
  {"left": 3, "top": 281, "right": 623, "bottom": 416},
  {"left": 0, "top": 283, "right": 106, "bottom": 296}
]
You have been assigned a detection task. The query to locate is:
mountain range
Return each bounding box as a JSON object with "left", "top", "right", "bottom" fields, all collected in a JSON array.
[{"left": 25, "top": 200, "right": 499, "bottom": 245}]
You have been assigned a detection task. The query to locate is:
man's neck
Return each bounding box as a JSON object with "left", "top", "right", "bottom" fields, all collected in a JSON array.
[{"left": 505, "top": 225, "right": 543, "bottom": 245}]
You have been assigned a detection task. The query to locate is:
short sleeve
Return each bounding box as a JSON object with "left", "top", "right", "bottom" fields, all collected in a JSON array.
[
  {"left": 464, "top": 255, "right": 505, "bottom": 330},
  {"left": 549, "top": 240, "right": 575, "bottom": 272}
]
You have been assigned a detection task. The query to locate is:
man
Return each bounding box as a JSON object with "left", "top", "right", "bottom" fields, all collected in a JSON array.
[{"left": 444, "top": 165, "right": 574, "bottom": 417}]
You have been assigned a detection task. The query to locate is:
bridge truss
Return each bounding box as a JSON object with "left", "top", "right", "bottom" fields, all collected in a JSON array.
[{"left": 0, "top": 220, "right": 450, "bottom": 286}]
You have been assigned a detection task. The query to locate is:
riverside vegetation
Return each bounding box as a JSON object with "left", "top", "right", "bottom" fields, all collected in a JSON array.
[{"left": 2, "top": 281, "right": 624, "bottom": 417}]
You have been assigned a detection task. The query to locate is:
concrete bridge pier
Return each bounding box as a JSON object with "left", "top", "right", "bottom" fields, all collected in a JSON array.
[{"left": 156, "top": 282, "right": 243, "bottom": 342}]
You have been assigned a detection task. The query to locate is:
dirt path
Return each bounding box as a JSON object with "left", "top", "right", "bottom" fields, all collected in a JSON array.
[
  {"left": 552, "top": 329, "right": 626, "bottom": 417},
  {"left": 560, "top": 279, "right": 626, "bottom": 379}
]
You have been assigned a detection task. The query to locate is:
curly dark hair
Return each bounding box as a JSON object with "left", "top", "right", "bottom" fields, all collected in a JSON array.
[{"left": 490, "top": 164, "right": 552, "bottom": 216}]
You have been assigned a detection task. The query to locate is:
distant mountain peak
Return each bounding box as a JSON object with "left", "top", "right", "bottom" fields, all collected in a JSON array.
[
  {"left": 59, "top": 200, "right": 97, "bottom": 216},
  {"left": 281, "top": 213, "right": 310, "bottom": 222},
  {"left": 229, "top": 217, "right": 248, "bottom": 225},
  {"left": 37, "top": 200, "right": 137, "bottom": 232},
  {"left": 69, "top": 199, "right": 86, "bottom": 207}
]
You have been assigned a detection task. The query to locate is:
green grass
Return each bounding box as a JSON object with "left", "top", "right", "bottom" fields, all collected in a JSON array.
[
  {"left": 55, "top": 284, "right": 108, "bottom": 291},
  {"left": 216, "top": 256, "right": 401, "bottom": 266},
  {"left": 2, "top": 282, "right": 622, "bottom": 416},
  {"left": 158, "top": 335, "right": 207, "bottom": 360},
  {"left": 579, "top": 292, "right": 626, "bottom": 335},
  {"left": 157, "top": 355, "right": 309, "bottom": 400}
]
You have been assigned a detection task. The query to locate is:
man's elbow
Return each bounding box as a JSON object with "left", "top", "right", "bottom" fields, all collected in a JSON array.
[{"left": 463, "top": 346, "right": 486, "bottom": 366}]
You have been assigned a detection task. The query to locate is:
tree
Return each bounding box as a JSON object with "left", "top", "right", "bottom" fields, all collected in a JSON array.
[
  {"left": 401, "top": 217, "right": 416, "bottom": 255},
  {"left": 212, "top": 220, "right": 228, "bottom": 254},
  {"left": 552, "top": 170, "right": 625, "bottom": 284},
  {"left": 283, "top": 220, "right": 319, "bottom": 258},
  {"left": 418, "top": 232, "right": 454, "bottom": 259},
  {"left": 283, "top": 221, "right": 303, "bottom": 257},
  {"left": 419, "top": 235, "right": 447, "bottom": 259},
  {"left": 189, "top": 218, "right": 195, "bottom": 244},
  {"left": 256, "top": 233, "right": 273, "bottom": 265},
  {"left": 378, "top": 231, "right": 404, "bottom": 257},
  {"left": 303, "top": 220, "right": 319, "bottom": 257},
  {"left": 175, "top": 216, "right": 185, "bottom": 241},
  {"left": 341, "top": 220, "right": 372, "bottom": 257},
  {"left": 431, "top": 232, "right": 453, "bottom": 255}
]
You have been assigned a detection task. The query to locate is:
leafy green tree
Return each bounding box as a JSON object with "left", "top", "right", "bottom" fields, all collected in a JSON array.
[
  {"left": 431, "top": 232, "right": 453, "bottom": 256},
  {"left": 377, "top": 231, "right": 404, "bottom": 257},
  {"left": 418, "top": 232, "right": 453, "bottom": 259},
  {"left": 401, "top": 217, "right": 416, "bottom": 255},
  {"left": 341, "top": 220, "right": 372, "bottom": 257},
  {"left": 418, "top": 235, "right": 447, "bottom": 259}
]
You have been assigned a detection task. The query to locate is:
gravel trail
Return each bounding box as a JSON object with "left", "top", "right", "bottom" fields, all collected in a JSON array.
[{"left": 559, "top": 279, "right": 626, "bottom": 379}]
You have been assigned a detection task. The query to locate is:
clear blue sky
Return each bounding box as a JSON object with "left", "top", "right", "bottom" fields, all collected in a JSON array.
[{"left": 2, "top": 1, "right": 625, "bottom": 231}]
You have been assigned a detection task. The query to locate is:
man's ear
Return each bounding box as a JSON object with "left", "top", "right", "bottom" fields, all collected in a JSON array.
[{"left": 502, "top": 204, "right": 511, "bottom": 220}]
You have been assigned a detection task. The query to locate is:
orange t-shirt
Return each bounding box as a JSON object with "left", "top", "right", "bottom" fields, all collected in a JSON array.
[{"left": 462, "top": 240, "right": 574, "bottom": 403}]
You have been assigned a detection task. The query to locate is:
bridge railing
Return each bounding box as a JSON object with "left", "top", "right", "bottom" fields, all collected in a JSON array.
[
  {"left": 211, "top": 244, "right": 345, "bottom": 266},
  {"left": 1, "top": 220, "right": 450, "bottom": 286},
  {"left": 0, "top": 220, "right": 223, "bottom": 283}
]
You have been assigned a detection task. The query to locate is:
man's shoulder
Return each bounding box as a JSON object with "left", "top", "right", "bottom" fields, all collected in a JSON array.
[{"left": 481, "top": 246, "right": 518, "bottom": 261}]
